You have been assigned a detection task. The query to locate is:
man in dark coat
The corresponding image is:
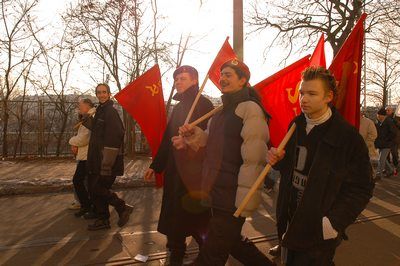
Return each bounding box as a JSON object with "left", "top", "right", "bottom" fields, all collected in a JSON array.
[
  {"left": 144, "top": 66, "right": 214, "bottom": 265},
  {"left": 268, "top": 67, "right": 374, "bottom": 265},
  {"left": 86, "top": 83, "right": 133, "bottom": 231},
  {"left": 375, "top": 107, "right": 397, "bottom": 178}
]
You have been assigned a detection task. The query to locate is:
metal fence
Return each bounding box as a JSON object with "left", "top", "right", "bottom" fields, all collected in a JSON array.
[{"left": 0, "top": 100, "right": 150, "bottom": 158}]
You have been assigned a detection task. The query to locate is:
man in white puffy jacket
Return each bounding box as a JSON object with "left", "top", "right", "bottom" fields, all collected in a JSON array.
[
  {"left": 176, "top": 59, "right": 275, "bottom": 266},
  {"left": 69, "top": 98, "right": 96, "bottom": 217}
]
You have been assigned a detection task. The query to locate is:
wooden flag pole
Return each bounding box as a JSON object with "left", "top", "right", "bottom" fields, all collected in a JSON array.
[
  {"left": 184, "top": 74, "right": 210, "bottom": 125},
  {"left": 188, "top": 105, "right": 223, "bottom": 127},
  {"left": 233, "top": 123, "right": 297, "bottom": 218},
  {"left": 73, "top": 121, "right": 83, "bottom": 130}
]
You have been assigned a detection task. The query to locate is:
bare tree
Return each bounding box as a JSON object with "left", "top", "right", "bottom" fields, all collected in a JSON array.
[
  {"left": 0, "top": 0, "right": 41, "bottom": 157},
  {"left": 366, "top": 25, "right": 400, "bottom": 107},
  {"left": 29, "top": 19, "right": 78, "bottom": 157},
  {"left": 63, "top": 0, "right": 172, "bottom": 156},
  {"left": 248, "top": 0, "right": 392, "bottom": 58},
  {"left": 11, "top": 60, "right": 34, "bottom": 157}
]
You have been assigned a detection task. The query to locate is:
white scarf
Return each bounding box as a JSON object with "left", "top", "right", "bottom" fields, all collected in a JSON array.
[{"left": 305, "top": 108, "right": 332, "bottom": 134}]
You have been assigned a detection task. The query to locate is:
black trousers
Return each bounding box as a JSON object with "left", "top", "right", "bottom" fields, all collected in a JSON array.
[
  {"left": 286, "top": 246, "right": 336, "bottom": 266},
  {"left": 390, "top": 143, "right": 399, "bottom": 167},
  {"left": 166, "top": 230, "right": 206, "bottom": 266},
  {"left": 88, "top": 174, "right": 125, "bottom": 219},
  {"left": 72, "top": 161, "right": 91, "bottom": 210},
  {"left": 195, "top": 209, "right": 274, "bottom": 266}
]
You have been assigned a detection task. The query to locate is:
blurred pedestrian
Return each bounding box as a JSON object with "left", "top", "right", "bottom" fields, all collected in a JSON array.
[
  {"left": 359, "top": 113, "right": 378, "bottom": 160},
  {"left": 375, "top": 107, "right": 397, "bottom": 178},
  {"left": 386, "top": 106, "right": 400, "bottom": 173}
]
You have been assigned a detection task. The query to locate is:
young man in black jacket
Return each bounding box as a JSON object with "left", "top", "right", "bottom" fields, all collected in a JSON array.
[
  {"left": 267, "top": 67, "right": 374, "bottom": 265},
  {"left": 144, "top": 66, "right": 214, "bottom": 265},
  {"left": 86, "top": 83, "right": 133, "bottom": 231}
]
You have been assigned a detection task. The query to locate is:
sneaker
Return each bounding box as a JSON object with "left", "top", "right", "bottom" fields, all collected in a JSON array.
[
  {"left": 74, "top": 208, "right": 89, "bottom": 218},
  {"left": 87, "top": 219, "right": 110, "bottom": 231},
  {"left": 117, "top": 204, "right": 134, "bottom": 227},
  {"left": 263, "top": 187, "right": 273, "bottom": 194},
  {"left": 83, "top": 211, "right": 99, "bottom": 220},
  {"left": 68, "top": 201, "right": 81, "bottom": 210},
  {"left": 385, "top": 170, "right": 395, "bottom": 177},
  {"left": 393, "top": 169, "right": 398, "bottom": 176},
  {"left": 269, "top": 244, "right": 281, "bottom": 257}
]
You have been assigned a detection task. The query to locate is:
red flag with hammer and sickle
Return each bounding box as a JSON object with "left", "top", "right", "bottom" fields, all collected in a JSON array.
[
  {"left": 255, "top": 56, "right": 310, "bottom": 146},
  {"left": 310, "top": 34, "right": 326, "bottom": 68},
  {"left": 115, "top": 64, "right": 166, "bottom": 187},
  {"left": 208, "top": 37, "right": 238, "bottom": 90},
  {"left": 329, "top": 13, "right": 367, "bottom": 128}
]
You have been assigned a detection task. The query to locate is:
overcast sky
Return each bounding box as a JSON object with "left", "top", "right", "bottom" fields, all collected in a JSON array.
[{"left": 35, "top": 0, "right": 334, "bottom": 98}]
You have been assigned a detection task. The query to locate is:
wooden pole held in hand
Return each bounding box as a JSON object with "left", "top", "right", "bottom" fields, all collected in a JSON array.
[
  {"left": 233, "top": 123, "right": 297, "bottom": 217},
  {"left": 184, "top": 74, "right": 209, "bottom": 125},
  {"left": 188, "top": 105, "right": 223, "bottom": 128}
]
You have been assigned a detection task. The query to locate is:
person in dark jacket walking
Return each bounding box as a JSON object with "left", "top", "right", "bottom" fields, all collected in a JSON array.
[
  {"left": 267, "top": 67, "right": 374, "bottom": 265},
  {"left": 177, "top": 59, "right": 275, "bottom": 266},
  {"left": 375, "top": 107, "right": 397, "bottom": 178},
  {"left": 385, "top": 106, "right": 400, "bottom": 173},
  {"left": 144, "top": 66, "right": 214, "bottom": 265},
  {"left": 86, "top": 83, "right": 133, "bottom": 231}
]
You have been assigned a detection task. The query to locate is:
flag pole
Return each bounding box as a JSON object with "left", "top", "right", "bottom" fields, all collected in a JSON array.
[
  {"left": 184, "top": 74, "right": 210, "bottom": 124},
  {"left": 188, "top": 105, "right": 222, "bottom": 127},
  {"left": 233, "top": 123, "right": 296, "bottom": 218}
]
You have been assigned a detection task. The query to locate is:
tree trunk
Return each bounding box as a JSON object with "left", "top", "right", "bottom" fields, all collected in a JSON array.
[
  {"left": 123, "top": 111, "right": 135, "bottom": 158},
  {"left": 2, "top": 100, "right": 9, "bottom": 157},
  {"left": 56, "top": 113, "right": 68, "bottom": 157},
  {"left": 14, "top": 100, "right": 26, "bottom": 158}
]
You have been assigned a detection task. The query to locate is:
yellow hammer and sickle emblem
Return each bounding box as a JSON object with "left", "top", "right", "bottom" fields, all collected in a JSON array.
[
  {"left": 336, "top": 61, "right": 352, "bottom": 109},
  {"left": 286, "top": 81, "right": 301, "bottom": 104},
  {"left": 146, "top": 83, "right": 160, "bottom": 96}
]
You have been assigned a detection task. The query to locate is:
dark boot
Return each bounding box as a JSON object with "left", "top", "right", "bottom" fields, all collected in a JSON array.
[
  {"left": 87, "top": 219, "right": 110, "bottom": 231},
  {"left": 117, "top": 204, "right": 134, "bottom": 227},
  {"left": 165, "top": 250, "right": 185, "bottom": 266},
  {"left": 231, "top": 237, "right": 276, "bottom": 266},
  {"left": 83, "top": 205, "right": 99, "bottom": 220},
  {"left": 74, "top": 208, "right": 89, "bottom": 218}
]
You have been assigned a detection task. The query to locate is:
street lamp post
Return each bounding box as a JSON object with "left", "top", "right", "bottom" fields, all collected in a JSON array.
[{"left": 233, "top": 0, "right": 244, "bottom": 61}]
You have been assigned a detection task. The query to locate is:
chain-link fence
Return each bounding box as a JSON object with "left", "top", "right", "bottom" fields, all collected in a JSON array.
[{"left": 0, "top": 100, "right": 150, "bottom": 158}]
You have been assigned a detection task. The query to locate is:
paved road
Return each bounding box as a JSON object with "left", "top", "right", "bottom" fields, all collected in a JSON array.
[{"left": 0, "top": 177, "right": 399, "bottom": 265}]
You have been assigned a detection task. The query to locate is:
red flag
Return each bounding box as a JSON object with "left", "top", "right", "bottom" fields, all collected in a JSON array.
[
  {"left": 115, "top": 65, "right": 166, "bottom": 187},
  {"left": 208, "top": 37, "right": 237, "bottom": 89},
  {"left": 310, "top": 35, "right": 326, "bottom": 68},
  {"left": 329, "top": 13, "right": 366, "bottom": 128},
  {"left": 255, "top": 56, "right": 310, "bottom": 146}
]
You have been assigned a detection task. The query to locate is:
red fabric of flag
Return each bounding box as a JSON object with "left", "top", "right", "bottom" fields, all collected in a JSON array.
[
  {"left": 115, "top": 64, "right": 166, "bottom": 187},
  {"left": 208, "top": 37, "right": 237, "bottom": 89},
  {"left": 329, "top": 13, "right": 367, "bottom": 128},
  {"left": 310, "top": 35, "right": 326, "bottom": 68},
  {"left": 255, "top": 56, "right": 310, "bottom": 146}
]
